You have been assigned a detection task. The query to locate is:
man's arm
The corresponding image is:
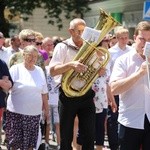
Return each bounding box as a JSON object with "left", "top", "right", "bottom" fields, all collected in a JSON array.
[
  {"left": 50, "top": 62, "right": 74, "bottom": 76},
  {"left": 107, "top": 84, "right": 117, "bottom": 112},
  {"left": 110, "top": 61, "right": 147, "bottom": 95},
  {"left": 50, "top": 61, "right": 88, "bottom": 77},
  {"left": 0, "top": 77, "right": 12, "bottom": 91}
]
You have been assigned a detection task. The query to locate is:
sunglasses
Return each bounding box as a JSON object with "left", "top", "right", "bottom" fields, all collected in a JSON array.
[
  {"left": 24, "top": 38, "right": 36, "bottom": 42},
  {"left": 36, "top": 42, "right": 42, "bottom": 46}
]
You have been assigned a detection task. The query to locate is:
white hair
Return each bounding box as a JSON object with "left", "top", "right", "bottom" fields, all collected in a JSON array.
[
  {"left": 23, "top": 45, "right": 38, "bottom": 54},
  {"left": 69, "top": 18, "right": 86, "bottom": 29}
]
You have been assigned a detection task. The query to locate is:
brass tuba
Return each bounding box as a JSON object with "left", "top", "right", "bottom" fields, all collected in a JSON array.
[{"left": 61, "top": 9, "right": 120, "bottom": 97}]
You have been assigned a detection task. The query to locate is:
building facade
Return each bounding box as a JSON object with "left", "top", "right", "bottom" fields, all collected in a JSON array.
[
  {"left": 84, "top": 0, "right": 145, "bottom": 38},
  {"left": 7, "top": 0, "right": 145, "bottom": 39}
]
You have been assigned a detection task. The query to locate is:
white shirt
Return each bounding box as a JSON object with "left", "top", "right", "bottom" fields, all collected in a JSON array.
[
  {"left": 45, "top": 66, "right": 59, "bottom": 106},
  {"left": 110, "top": 50, "right": 150, "bottom": 129},
  {"left": 0, "top": 46, "right": 11, "bottom": 65},
  {"left": 108, "top": 43, "right": 134, "bottom": 75},
  {"left": 49, "top": 38, "right": 79, "bottom": 84},
  {"left": 7, "top": 63, "right": 48, "bottom": 116},
  {"left": 6, "top": 46, "right": 21, "bottom": 54},
  {"left": 6, "top": 46, "right": 21, "bottom": 62}
]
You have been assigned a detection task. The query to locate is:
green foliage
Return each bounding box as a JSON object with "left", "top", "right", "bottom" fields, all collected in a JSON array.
[{"left": 5, "top": 0, "right": 91, "bottom": 30}]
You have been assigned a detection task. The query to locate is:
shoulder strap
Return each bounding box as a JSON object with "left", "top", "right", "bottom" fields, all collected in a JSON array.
[{"left": 62, "top": 40, "right": 79, "bottom": 51}]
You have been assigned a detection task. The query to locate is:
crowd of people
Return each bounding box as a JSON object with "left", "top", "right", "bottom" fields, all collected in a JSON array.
[{"left": 0, "top": 18, "right": 150, "bottom": 150}]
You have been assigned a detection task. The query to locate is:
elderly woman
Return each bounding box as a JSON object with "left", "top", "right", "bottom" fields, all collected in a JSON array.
[{"left": 6, "top": 45, "right": 49, "bottom": 150}]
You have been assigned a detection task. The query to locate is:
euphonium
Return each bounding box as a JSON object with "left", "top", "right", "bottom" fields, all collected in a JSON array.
[{"left": 61, "top": 9, "right": 120, "bottom": 97}]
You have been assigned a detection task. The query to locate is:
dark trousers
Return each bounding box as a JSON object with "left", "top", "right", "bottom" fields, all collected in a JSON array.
[
  {"left": 118, "top": 115, "right": 150, "bottom": 150},
  {"left": 77, "top": 109, "right": 107, "bottom": 146},
  {"left": 107, "top": 95, "right": 119, "bottom": 150},
  {"left": 58, "top": 88, "right": 95, "bottom": 150},
  {"left": 95, "top": 109, "right": 107, "bottom": 145}
]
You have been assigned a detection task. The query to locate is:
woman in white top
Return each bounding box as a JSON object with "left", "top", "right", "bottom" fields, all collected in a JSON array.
[{"left": 6, "top": 45, "right": 49, "bottom": 150}]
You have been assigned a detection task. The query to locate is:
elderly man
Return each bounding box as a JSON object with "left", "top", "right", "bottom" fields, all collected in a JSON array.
[{"left": 49, "top": 18, "right": 97, "bottom": 150}]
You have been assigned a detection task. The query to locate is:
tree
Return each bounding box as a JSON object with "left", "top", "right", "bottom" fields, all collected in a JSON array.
[
  {"left": 0, "top": 0, "right": 9, "bottom": 37},
  {"left": 0, "top": 0, "right": 91, "bottom": 37}
]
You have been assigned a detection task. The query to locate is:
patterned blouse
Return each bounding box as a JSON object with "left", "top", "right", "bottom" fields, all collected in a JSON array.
[{"left": 92, "top": 74, "right": 108, "bottom": 113}]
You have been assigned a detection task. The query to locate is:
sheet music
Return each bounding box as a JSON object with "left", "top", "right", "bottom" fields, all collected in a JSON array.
[
  {"left": 144, "top": 42, "right": 150, "bottom": 88},
  {"left": 144, "top": 42, "right": 150, "bottom": 57},
  {"left": 81, "top": 27, "right": 101, "bottom": 43}
]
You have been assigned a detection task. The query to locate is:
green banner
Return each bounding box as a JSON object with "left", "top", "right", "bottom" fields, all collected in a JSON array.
[{"left": 111, "top": 13, "right": 122, "bottom": 23}]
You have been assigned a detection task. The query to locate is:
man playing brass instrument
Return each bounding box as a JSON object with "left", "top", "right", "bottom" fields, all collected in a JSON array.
[{"left": 49, "top": 18, "right": 105, "bottom": 150}]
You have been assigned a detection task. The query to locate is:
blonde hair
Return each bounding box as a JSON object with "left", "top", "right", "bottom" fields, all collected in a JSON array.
[
  {"left": 34, "top": 31, "right": 44, "bottom": 40},
  {"left": 19, "top": 29, "right": 35, "bottom": 41},
  {"left": 115, "top": 27, "right": 129, "bottom": 38}
]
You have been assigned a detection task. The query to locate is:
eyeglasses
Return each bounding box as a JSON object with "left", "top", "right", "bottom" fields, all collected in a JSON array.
[
  {"left": 46, "top": 43, "right": 54, "bottom": 47},
  {"left": 24, "top": 38, "right": 36, "bottom": 43},
  {"left": 36, "top": 42, "right": 42, "bottom": 46},
  {"left": 72, "top": 29, "right": 84, "bottom": 35},
  {"left": 102, "top": 39, "right": 110, "bottom": 42}
]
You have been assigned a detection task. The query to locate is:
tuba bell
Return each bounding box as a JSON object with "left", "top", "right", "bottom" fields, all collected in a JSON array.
[{"left": 61, "top": 8, "right": 120, "bottom": 97}]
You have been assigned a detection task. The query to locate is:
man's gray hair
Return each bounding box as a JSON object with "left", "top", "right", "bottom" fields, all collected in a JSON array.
[{"left": 69, "top": 18, "right": 86, "bottom": 29}]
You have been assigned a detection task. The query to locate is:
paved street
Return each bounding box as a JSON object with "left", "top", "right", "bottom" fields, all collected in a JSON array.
[
  {"left": 1, "top": 131, "right": 6, "bottom": 150},
  {"left": 0, "top": 131, "right": 110, "bottom": 150}
]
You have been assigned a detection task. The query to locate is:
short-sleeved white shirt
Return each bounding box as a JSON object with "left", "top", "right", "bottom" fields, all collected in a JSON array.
[
  {"left": 7, "top": 63, "right": 48, "bottom": 116},
  {"left": 49, "top": 38, "right": 79, "bottom": 84},
  {"left": 110, "top": 50, "right": 150, "bottom": 129}
]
